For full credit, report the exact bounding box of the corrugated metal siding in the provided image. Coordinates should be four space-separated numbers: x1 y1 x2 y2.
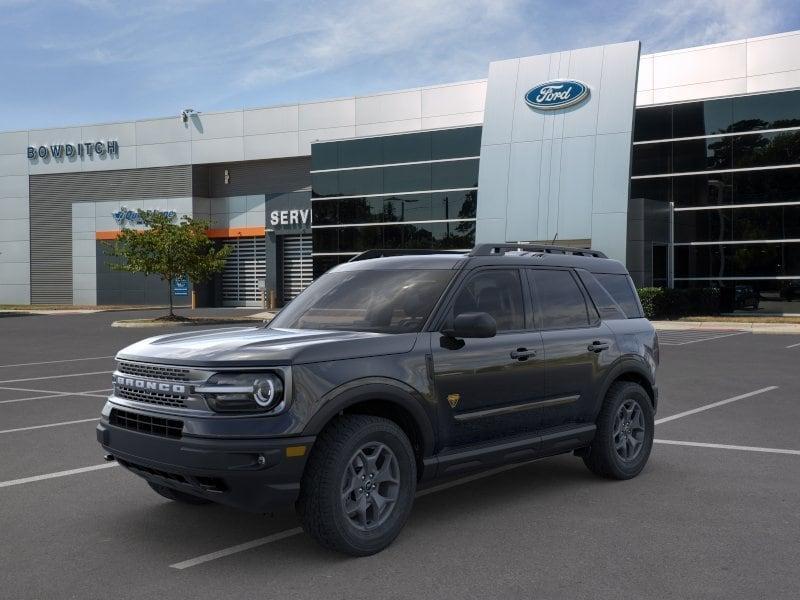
281 234 312 302
28 165 192 304
29 192 72 304
207 158 311 197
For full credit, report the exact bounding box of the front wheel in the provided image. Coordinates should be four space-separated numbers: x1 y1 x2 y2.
582 382 654 480
297 415 417 556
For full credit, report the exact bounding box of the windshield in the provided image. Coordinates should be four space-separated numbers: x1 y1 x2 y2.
269 269 454 333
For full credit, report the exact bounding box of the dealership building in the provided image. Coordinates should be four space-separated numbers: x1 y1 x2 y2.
2 29 800 310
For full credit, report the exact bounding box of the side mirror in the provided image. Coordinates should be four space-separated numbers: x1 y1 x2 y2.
442 312 497 339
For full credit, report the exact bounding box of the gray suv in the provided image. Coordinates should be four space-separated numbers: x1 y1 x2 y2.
97 243 658 556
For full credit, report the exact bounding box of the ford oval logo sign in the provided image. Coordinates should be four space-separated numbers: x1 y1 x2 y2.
524 80 589 110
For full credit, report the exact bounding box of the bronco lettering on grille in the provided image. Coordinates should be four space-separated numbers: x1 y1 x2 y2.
114 375 186 394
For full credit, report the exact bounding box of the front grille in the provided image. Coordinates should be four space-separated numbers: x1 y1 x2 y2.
109 408 183 439
117 361 191 382
115 386 187 408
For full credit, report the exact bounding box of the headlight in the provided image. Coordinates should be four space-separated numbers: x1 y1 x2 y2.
196 372 284 413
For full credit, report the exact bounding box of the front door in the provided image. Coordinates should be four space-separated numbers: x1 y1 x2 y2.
431 268 545 448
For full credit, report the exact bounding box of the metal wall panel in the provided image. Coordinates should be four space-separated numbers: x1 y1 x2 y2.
29 165 192 304
477 41 640 264
96 241 174 306
206 157 310 197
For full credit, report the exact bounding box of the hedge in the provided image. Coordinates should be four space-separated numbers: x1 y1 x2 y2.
636 287 720 320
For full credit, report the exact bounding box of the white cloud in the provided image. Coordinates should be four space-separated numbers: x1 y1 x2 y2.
2 0 797 130
235 0 526 89
614 0 783 52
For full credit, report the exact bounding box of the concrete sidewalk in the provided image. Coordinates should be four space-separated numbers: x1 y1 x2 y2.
653 320 800 334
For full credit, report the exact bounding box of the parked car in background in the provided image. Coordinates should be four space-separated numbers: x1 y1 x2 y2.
735 284 760 310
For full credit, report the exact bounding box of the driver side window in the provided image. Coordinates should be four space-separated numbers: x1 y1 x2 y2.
451 269 525 332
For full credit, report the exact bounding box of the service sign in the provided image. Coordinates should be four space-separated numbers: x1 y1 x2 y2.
269 209 311 227
524 80 589 110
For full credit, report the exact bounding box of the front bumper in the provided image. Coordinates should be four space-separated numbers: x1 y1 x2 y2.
97 415 314 513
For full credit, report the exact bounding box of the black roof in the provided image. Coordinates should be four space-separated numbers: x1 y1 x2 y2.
336 245 629 275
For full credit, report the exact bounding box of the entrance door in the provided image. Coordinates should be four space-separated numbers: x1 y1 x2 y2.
282 234 313 303
431 268 546 448
221 236 266 307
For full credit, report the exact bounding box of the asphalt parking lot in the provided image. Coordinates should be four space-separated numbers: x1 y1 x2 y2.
1 311 799 599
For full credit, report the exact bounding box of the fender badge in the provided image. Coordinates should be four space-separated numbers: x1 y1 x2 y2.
447 393 460 408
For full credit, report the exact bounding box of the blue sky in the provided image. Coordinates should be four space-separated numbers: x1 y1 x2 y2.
2 0 799 131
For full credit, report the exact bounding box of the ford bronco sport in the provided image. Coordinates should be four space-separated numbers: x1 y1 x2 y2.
97 243 658 556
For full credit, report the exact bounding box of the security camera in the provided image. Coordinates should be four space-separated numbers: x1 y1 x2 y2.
180 108 195 123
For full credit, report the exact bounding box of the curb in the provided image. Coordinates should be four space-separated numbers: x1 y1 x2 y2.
653 320 800 334
111 318 267 328
0 305 192 315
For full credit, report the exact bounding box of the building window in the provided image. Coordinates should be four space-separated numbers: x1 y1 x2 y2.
630 89 800 294
311 126 481 275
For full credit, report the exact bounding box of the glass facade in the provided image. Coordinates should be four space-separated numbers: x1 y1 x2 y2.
631 89 800 312
311 126 480 276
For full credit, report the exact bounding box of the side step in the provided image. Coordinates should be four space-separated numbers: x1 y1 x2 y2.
423 423 596 479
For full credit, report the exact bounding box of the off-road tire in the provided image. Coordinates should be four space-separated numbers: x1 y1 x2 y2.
148 482 212 505
297 415 417 556
582 381 654 480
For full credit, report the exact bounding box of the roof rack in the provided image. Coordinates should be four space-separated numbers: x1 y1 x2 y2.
348 249 469 262
468 243 607 259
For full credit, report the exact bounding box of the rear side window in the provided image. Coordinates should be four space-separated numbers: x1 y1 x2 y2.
528 269 590 329
577 270 627 320
594 273 643 318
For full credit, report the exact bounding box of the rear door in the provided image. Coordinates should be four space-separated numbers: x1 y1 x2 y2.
430 267 545 447
527 268 617 428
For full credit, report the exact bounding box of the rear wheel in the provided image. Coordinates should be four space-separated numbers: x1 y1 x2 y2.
148 482 212 505
582 382 654 480
297 415 417 556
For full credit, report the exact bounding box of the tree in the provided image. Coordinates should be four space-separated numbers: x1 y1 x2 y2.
106 210 231 319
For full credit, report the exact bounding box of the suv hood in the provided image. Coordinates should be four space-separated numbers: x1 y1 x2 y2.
116 326 418 367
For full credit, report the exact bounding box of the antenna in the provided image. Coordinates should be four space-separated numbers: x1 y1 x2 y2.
551 232 558 245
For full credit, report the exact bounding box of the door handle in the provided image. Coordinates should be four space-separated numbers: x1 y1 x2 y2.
587 341 610 353
510 348 536 361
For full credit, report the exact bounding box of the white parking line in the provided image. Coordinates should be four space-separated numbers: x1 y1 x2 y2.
0 463 118 488
655 439 800 456
170 528 305 570
170 459 539 570
0 417 98 435
657 330 747 346
0 389 111 405
655 386 778 425
0 371 112 384
786 342 800 349
0 355 115 368
0 392 62 404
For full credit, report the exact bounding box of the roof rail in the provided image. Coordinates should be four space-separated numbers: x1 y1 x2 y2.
468 243 608 259
348 249 469 262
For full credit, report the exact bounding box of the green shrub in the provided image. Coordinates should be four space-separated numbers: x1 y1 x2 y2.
637 287 662 320
635 286 720 320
